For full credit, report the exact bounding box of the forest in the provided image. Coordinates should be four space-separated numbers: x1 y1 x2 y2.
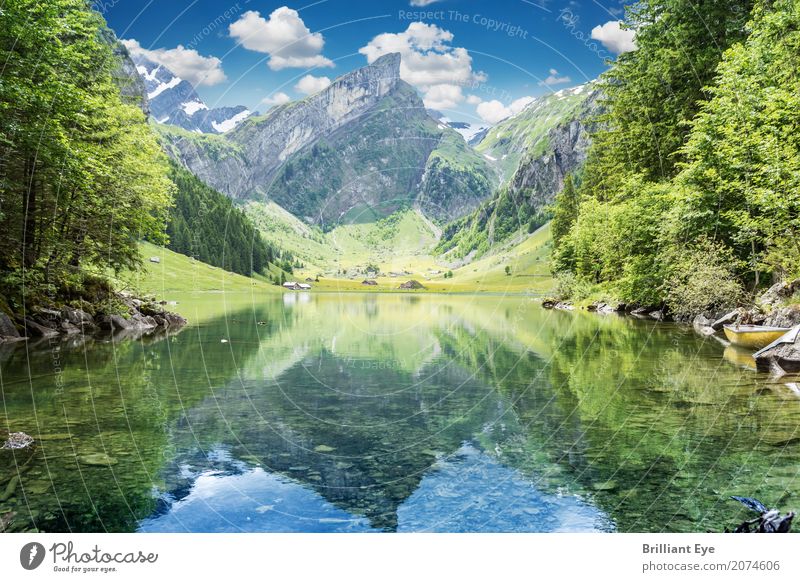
0 0 275 313
0 0 174 310
165 162 274 277
551 0 800 317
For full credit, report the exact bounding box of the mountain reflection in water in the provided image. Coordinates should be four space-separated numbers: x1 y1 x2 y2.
1 294 799 533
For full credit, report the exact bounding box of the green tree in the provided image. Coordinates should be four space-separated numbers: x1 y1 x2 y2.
0 0 173 304
581 0 755 199
164 162 275 277
550 175 579 249
672 0 800 286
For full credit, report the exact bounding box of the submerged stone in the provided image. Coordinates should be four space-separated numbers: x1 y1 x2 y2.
592 480 618 492
78 453 118 467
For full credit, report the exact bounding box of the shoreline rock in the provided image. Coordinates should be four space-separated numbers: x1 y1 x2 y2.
0 293 187 343
542 298 574 311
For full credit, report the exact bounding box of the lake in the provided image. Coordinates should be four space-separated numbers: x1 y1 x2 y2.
1 293 799 533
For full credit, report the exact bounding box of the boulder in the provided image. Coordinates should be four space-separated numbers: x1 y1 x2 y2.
163 312 187 328
754 326 800 375
629 306 655 316
60 307 93 326
23 318 59 338
35 307 61 319
60 321 81 335
711 310 739 331
128 312 157 329
588 302 620 315
98 314 132 331
764 305 800 328
757 279 800 309
543 301 575 311
692 314 717 336
0 313 20 340
1 432 34 450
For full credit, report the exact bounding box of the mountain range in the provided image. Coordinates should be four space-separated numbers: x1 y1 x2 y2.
124 47 599 265
152 53 497 227
131 53 252 134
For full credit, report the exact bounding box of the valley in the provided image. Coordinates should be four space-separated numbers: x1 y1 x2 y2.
132 50 597 297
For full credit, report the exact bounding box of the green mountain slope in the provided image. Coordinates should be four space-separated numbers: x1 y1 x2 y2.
118 242 280 296
475 85 595 182
165 162 275 277
436 85 600 261
155 54 495 228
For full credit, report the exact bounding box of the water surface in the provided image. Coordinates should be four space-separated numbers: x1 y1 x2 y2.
1 293 798 533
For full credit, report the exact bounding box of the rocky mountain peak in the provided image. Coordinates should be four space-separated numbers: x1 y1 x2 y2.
129 53 251 134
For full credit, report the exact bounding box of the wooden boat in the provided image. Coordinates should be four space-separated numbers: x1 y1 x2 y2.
723 325 792 349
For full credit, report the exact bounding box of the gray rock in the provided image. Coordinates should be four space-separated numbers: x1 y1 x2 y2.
692 314 717 336
693 314 713 328
36 307 61 319
629 306 655 317
757 279 800 309
98 314 132 331
23 318 59 338
164 312 187 327
61 307 93 326
764 306 800 328
0 313 20 339
711 310 739 331
2 431 34 450
509 89 601 209
754 326 800 375
60 321 81 335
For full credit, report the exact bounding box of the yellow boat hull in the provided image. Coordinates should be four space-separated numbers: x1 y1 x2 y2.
723 325 791 349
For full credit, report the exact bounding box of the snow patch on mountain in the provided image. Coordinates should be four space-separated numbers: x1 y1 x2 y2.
147 77 182 100
182 100 209 116
212 109 252 133
441 118 488 144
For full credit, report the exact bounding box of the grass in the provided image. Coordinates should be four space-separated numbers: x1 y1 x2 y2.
118 212 554 313
116 241 280 298
311 223 555 295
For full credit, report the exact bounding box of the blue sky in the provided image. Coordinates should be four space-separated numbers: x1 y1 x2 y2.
102 0 633 123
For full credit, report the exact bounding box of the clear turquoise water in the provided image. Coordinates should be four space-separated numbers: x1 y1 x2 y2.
1 294 798 532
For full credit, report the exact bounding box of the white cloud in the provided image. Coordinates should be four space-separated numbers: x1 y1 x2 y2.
229 7 334 70
466 94 483 105
476 96 534 124
359 22 486 111
423 84 463 110
539 68 572 86
121 39 226 86
591 20 636 54
294 74 332 95
261 92 292 107
410 0 442 5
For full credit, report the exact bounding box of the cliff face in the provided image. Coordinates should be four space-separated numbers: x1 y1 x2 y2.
509 89 601 205
435 87 601 261
158 53 495 227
